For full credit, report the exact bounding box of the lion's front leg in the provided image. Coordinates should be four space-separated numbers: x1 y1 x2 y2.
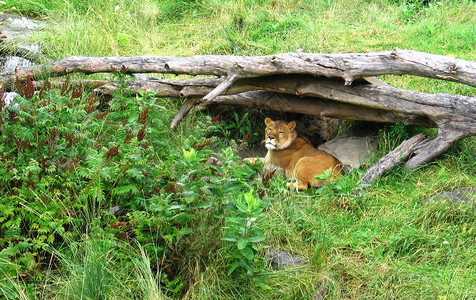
286 174 309 191
243 157 264 165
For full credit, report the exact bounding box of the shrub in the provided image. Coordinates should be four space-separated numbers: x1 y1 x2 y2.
0 74 268 297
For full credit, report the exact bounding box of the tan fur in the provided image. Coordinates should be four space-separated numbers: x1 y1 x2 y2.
263 118 342 190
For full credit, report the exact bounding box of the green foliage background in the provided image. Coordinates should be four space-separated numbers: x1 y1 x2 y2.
0 0 475 299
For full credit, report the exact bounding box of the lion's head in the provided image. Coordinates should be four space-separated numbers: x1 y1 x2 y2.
264 118 298 150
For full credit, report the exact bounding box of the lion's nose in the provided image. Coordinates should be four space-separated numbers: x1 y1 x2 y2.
268 136 275 140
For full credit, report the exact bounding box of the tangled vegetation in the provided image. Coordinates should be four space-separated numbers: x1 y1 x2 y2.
0 0 475 299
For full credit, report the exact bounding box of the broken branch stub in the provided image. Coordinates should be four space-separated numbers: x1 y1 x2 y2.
360 133 430 184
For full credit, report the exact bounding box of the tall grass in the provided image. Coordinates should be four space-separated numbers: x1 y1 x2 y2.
36 236 171 299
8 0 474 59
7 0 473 95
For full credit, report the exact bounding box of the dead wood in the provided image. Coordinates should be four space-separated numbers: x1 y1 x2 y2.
8 49 474 86
3 49 475 183
195 90 432 127
360 133 430 184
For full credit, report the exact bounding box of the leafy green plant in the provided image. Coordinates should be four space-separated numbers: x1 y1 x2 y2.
212 111 260 146
0 73 176 295
222 189 267 277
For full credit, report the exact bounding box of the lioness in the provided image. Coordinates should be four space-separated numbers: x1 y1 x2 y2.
260 118 342 190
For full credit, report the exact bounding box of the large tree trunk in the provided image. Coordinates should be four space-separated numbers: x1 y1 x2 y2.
2 49 475 183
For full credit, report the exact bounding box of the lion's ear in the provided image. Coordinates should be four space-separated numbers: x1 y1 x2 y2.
288 121 296 131
264 118 273 126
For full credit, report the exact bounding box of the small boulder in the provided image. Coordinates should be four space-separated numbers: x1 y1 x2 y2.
422 187 475 205
7 16 41 31
267 250 305 270
318 133 377 170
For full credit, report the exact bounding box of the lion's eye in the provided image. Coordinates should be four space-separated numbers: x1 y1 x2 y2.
279 132 284 134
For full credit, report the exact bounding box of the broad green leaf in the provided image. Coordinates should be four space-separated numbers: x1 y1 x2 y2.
237 238 248 250
240 246 254 261
222 237 238 242
248 235 265 243
227 262 240 276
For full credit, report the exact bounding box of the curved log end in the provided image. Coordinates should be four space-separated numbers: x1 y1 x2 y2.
405 130 467 169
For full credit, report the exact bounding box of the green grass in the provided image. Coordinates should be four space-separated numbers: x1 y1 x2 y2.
1 0 475 299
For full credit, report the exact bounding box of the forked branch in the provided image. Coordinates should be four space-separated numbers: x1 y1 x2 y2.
3 49 475 181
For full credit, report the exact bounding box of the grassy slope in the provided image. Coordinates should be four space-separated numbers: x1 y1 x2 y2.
2 0 475 299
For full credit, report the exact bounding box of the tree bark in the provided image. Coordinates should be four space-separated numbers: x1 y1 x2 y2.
360 133 430 184
195 90 432 127
8 49 474 86
3 49 475 183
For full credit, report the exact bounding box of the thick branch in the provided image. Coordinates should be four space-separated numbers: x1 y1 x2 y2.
196 90 428 125
360 133 430 184
202 73 239 102
405 130 466 168
6 49 476 88
170 97 200 129
98 75 472 128
96 75 474 129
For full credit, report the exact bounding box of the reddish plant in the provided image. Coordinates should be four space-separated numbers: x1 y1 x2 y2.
38 77 52 100
94 111 109 119
0 90 5 109
261 169 277 187
258 190 266 199
123 129 133 144
138 106 149 124
242 132 250 143
70 83 83 100
141 141 150 150
16 75 35 99
60 75 71 96
137 125 146 141
106 144 120 160
65 133 75 148
210 114 221 123
192 139 212 151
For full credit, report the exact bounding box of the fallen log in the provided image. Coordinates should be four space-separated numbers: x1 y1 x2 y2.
8 49 474 86
2 49 474 184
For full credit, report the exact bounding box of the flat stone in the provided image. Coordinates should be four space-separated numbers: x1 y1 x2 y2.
2 92 18 106
6 16 41 31
318 133 377 169
422 187 475 205
1 56 33 73
267 250 305 270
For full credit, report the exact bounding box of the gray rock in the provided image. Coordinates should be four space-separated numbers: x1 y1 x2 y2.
314 279 328 300
422 187 475 205
1 55 33 73
105 205 129 216
105 205 121 216
267 250 305 270
7 16 41 30
0 13 45 72
318 133 377 170
2 92 18 106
